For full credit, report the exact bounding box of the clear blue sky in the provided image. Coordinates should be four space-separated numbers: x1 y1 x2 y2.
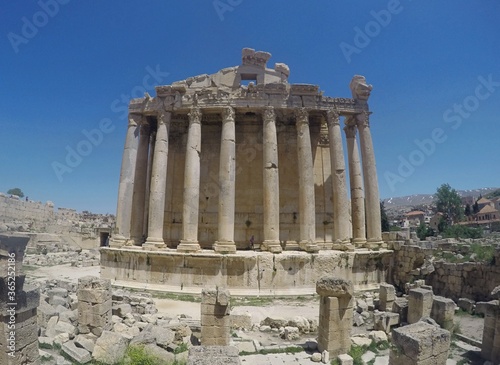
1 1 499 213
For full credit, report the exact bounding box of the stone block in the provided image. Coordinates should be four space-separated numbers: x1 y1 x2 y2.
187 346 241 365
457 298 475 314
316 277 354 298
373 311 399 334
394 297 409 323
229 313 252 330
62 340 92 364
390 322 450 365
431 296 455 331
408 288 433 324
92 331 130 365
338 353 353 365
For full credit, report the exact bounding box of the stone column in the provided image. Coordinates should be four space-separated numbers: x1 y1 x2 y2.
344 122 366 246
77 276 112 337
145 110 171 248
178 107 202 252
407 288 433 324
481 301 499 362
129 121 150 245
390 322 450 365
326 109 353 251
316 277 354 358
357 112 383 248
295 108 318 252
262 106 282 253
200 288 231 346
143 131 156 237
111 113 140 247
0 234 40 365
214 107 237 254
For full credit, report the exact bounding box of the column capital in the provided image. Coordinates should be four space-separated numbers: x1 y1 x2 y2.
356 111 371 129
344 124 357 139
188 107 202 124
128 113 143 127
222 106 235 122
326 109 340 127
157 110 172 125
294 108 309 125
263 106 276 123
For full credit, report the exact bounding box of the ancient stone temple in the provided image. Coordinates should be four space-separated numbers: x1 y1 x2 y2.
102 48 389 294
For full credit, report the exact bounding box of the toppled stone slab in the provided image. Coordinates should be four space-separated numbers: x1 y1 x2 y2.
187 346 241 365
316 277 354 297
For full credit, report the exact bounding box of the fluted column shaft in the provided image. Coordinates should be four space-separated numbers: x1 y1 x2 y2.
130 121 150 245
326 110 353 250
145 111 171 247
262 107 282 253
344 123 366 246
178 107 202 252
111 113 140 247
357 112 383 246
295 108 318 252
214 107 236 253
143 131 156 236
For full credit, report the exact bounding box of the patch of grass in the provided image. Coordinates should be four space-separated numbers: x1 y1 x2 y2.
173 342 189 354
23 265 39 272
453 320 462 335
349 345 367 365
149 292 200 303
367 340 390 354
330 359 340 365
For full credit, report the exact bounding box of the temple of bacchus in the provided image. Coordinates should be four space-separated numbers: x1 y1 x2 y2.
101 48 390 294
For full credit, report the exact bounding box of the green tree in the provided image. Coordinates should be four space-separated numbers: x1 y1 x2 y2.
7 188 24 198
473 200 480 214
380 201 390 232
464 204 471 216
416 222 435 240
435 184 464 225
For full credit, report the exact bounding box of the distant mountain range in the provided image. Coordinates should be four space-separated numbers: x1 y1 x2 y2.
383 187 499 208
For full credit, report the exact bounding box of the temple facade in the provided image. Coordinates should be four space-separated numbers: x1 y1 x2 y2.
110 48 384 254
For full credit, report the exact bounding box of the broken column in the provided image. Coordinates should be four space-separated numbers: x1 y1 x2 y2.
201 287 231 346
431 296 455 331
77 276 112 336
407 288 433 324
0 234 40 365
390 322 450 365
316 277 354 358
379 283 395 312
481 286 500 363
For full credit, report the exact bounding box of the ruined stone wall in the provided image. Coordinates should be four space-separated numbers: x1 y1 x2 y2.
0 194 55 231
388 245 433 290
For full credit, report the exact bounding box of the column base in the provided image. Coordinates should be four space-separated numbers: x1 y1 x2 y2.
284 242 300 251
109 235 127 248
365 238 383 250
128 236 145 246
336 240 355 251
177 240 201 252
261 240 282 253
299 240 319 253
213 241 236 254
144 237 166 249
352 238 367 248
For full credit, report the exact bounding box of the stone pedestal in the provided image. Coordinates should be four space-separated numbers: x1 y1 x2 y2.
0 234 40 365
431 296 455 331
379 283 395 312
77 276 112 337
201 288 231 346
408 288 433 324
481 287 500 363
390 322 450 365
316 277 354 358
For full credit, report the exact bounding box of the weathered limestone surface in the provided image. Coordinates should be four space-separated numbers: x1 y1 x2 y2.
201 288 231 346
390 322 450 365
481 287 500 363
408 288 433 324
187 346 241 365
316 277 354 358
431 296 455 331
0 234 40 365
379 283 395 312
77 276 112 336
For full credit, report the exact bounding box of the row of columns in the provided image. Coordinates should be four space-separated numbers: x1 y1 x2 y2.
111 106 382 251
